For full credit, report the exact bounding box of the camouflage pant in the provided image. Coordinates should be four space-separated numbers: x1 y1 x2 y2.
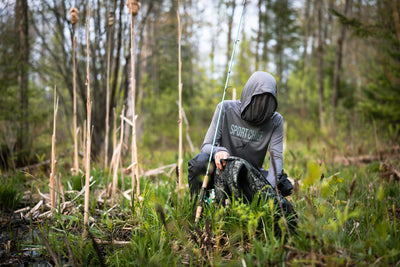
214 156 296 218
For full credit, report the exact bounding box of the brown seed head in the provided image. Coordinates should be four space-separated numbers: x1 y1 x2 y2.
126 0 140 16
108 11 114 27
69 7 79 26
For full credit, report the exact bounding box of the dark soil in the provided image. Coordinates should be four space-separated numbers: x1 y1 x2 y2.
0 208 53 266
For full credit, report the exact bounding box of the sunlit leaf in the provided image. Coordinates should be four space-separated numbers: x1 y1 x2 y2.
302 161 322 188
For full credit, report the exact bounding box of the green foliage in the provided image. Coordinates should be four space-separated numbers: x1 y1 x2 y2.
2 138 400 266
0 181 22 211
232 34 255 92
331 1 400 132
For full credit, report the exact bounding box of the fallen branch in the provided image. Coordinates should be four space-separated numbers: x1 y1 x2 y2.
143 163 177 177
124 163 176 178
71 178 95 203
14 206 30 214
17 160 51 172
38 210 53 219
94 239 131 245
38 188 50 202
25 200 43 220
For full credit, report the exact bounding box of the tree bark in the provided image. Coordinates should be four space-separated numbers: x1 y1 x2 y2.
255 0 262 70
317 0 325 129
15 0 30 165
332 0 351 109
110 0 124 113
392 0 400 44
225 0 236 79
303 0 311 69
262 0 271 70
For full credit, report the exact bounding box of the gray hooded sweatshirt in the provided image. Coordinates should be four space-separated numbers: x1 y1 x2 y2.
200 71 283 187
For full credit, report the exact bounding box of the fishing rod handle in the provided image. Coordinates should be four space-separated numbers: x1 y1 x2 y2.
194 174 209 223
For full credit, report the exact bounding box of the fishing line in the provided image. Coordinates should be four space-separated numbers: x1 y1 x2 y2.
195 0 247 224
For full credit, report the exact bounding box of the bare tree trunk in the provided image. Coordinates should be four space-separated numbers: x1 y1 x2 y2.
393 0 400 43
225 0 236 79
325 0 335 42
255 0 262 70
332 0 351 109
317 0 325 130
110 0 125 126
300 0 311 117
275 0 287 86
303 0 311 69
15 0 30 165
137 1 154 110
262 0 271 70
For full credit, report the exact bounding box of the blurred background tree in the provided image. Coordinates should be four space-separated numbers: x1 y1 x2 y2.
0 0 398 171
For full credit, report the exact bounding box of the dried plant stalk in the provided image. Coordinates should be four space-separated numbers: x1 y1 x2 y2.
113 107 117 152
126 0 140 15
82 120 86 169
72 36 79 175
83 0 92 237
127 1 140 200
57 162 64 204
177 1 183 191
69 7 79 26
181 106 195 154
70 7 79 175
108 11 114 27
104 12 114 170
50 87 59 209
112 106 125 204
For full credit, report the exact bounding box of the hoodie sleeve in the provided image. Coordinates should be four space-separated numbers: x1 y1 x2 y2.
265 115 284 188
200 103 229 157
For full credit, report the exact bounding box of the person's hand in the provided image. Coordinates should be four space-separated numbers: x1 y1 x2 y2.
214 151 229 170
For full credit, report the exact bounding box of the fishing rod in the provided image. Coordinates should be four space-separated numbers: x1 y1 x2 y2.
195 0 247 224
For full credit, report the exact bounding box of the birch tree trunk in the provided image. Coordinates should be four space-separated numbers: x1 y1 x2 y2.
225 0 236 79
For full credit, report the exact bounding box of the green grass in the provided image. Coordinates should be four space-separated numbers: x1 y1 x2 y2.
3 145 400 266
0 178 23 211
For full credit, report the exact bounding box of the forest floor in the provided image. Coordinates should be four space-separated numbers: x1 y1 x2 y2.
0 204 48 265
1 146 400 266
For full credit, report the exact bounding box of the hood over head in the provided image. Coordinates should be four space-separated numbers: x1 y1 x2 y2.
240 71 278 125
